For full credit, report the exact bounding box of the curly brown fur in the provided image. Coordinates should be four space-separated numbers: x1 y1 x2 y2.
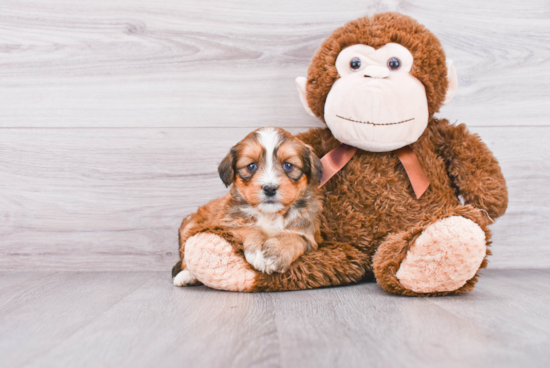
305 12 448 121
252 242 371 292
249 117 505 294
175 13 508 296
372 205 492 297
433 121 509 219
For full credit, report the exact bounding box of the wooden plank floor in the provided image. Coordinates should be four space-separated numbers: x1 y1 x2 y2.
1 269 549 368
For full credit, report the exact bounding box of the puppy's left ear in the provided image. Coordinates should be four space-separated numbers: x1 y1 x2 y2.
218 149 235 187
305 145 323 184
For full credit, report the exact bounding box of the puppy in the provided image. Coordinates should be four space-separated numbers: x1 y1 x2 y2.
173 127 323 287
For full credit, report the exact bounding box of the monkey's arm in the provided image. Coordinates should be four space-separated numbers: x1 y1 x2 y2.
253 242 371 291
183 227 372 292
432 119 508 220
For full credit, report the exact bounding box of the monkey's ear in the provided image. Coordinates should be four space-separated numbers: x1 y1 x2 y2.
218 150 235 187
443 60 458 105
295 77 316 117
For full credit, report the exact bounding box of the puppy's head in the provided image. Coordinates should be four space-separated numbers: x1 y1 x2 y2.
218 127 323 213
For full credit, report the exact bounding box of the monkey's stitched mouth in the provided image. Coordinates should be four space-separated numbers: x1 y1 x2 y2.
336 115 415 126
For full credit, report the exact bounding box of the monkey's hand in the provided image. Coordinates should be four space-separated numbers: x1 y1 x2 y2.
434 119 508 220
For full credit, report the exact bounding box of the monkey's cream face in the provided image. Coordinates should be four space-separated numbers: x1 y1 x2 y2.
324 43 429 152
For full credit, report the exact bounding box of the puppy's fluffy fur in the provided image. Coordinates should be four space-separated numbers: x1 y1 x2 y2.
174 127 323 286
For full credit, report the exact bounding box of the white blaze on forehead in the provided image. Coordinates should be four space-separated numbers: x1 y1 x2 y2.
256 127 281 186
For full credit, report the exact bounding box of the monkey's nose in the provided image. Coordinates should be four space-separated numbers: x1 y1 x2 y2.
363 65 390 79
263 185 278 197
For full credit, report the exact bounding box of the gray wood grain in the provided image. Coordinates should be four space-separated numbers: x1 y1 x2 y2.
0 127 547 271
0 272 151 368
0 0 548 128
0 272 47 294
22 277 280 368
0 1 548 270
271 269 550 368
0 269 548 368
479 127 550 268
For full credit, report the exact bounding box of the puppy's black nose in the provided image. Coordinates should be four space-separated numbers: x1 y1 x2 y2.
263 185 278 197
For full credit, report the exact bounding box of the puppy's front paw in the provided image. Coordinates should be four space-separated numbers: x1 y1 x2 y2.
244 249 271 274
173 269 200 287
244 238 292 274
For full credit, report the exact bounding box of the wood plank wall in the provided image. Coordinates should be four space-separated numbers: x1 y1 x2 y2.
1 0 548 271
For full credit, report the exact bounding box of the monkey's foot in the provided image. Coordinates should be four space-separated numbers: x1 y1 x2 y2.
395 216 486 293
374 214 488 295
184 233 257 292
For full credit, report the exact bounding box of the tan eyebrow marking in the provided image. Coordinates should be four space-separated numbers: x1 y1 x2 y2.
336 115 415 126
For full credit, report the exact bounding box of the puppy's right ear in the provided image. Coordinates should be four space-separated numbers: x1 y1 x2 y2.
218 149 235 187
306 145 323 184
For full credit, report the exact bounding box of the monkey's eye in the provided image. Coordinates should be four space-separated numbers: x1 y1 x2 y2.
387 57 401 70
246 163 258 172
350 57 361 71
282 162 294 172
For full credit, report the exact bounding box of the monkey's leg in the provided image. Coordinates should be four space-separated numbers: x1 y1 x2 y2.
373 206 491 296
184 230 371 292
184 229 256 292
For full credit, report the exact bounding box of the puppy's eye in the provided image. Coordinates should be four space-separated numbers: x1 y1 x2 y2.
282 162 294 172
246 163 258 172
350 57 361 71
387 57 401 70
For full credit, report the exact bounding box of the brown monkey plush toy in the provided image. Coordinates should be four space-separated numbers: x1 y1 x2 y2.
173 12 508 296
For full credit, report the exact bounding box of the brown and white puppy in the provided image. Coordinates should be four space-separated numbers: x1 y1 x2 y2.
174 127 323 286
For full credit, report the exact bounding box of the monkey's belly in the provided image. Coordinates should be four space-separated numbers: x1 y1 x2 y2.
319 160 460 259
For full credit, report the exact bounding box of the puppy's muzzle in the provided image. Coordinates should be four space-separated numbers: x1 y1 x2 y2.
263 185 278 197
